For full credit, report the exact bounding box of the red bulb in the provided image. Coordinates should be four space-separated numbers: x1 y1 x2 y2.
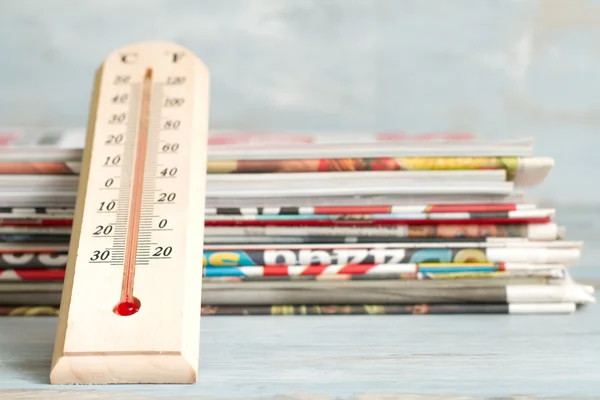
114 299 140 316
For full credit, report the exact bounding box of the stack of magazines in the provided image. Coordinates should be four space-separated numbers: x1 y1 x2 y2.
0 130 594 316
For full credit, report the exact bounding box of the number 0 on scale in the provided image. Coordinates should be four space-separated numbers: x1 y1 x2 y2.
50 42 209 384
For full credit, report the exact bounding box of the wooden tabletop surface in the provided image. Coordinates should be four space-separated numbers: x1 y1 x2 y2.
1 305 599 400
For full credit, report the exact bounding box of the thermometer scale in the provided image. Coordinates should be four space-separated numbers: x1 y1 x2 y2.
50 42 209 384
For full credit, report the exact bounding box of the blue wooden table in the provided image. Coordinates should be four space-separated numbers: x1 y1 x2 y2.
1 306 599 399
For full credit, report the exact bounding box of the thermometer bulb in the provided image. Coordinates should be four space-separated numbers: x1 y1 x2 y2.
114 297 141 316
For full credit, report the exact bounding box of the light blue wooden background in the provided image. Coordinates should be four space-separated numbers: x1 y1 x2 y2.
3 312 600 399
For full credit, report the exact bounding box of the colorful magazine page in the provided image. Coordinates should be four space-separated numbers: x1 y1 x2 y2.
207 156 553 188
204 240 584 250
206 193 527 208
201 247 579 265
0 155 553 189
0 193 77 208
203 215 552 226
203 222 564 241
0 170 508 191
205 139 536 159
0 181 514 204
0 175 78 188
207 181 515 198
208 169 509 183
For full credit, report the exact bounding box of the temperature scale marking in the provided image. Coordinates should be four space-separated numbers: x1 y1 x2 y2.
50 42 209 385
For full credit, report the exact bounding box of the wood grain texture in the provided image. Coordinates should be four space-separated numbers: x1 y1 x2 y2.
1 307 600 399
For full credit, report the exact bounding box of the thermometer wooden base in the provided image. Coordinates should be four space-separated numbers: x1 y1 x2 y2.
50 42 209 384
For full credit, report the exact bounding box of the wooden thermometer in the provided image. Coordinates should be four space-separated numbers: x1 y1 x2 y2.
50 42 209 384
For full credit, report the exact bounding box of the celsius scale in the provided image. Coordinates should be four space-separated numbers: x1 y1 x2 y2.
50 42 209 384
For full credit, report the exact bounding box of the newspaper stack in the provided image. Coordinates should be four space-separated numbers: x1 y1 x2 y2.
0 130 594 316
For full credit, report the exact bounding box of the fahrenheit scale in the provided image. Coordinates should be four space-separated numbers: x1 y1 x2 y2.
50 42 209 384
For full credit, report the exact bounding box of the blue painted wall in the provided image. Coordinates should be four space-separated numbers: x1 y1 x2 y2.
1 0 600 206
